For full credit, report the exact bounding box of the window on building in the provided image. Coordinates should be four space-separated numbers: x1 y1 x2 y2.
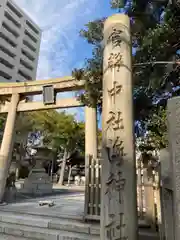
0 57 14 69
4 11 21 28
2 22 19 38
26 20 39 35
0 45 16 58
21 49 35 62
24 30 37 43
0 70 11 80
0 32 17 48
6 1 22 18
20 59 33 71
23 39 36 52
18 69 31 80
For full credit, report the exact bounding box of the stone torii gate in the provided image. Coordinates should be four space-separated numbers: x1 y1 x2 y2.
0 14 138 240
0 76 98 201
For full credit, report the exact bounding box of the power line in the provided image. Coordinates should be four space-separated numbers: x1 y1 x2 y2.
133 61 180 66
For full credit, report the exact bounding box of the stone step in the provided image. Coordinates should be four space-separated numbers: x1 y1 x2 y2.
0 211 159 240
0 221 100 240
139 230 160 240
0 211 99 239
0 234 31 240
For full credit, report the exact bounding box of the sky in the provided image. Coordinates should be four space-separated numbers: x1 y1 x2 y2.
15 0 115 122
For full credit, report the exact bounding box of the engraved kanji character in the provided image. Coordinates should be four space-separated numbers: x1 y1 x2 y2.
116 172 126 204
106 220 120 240
105 171 125 208
108 81 122 104
107 27 123 48
119 213 128 240
108 53 123 71
106 137 125 163
107 111 124 131
105 214 128 240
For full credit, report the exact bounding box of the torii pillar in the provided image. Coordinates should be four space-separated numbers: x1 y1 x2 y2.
101 14 138 240
85 106 98 159
0 94 20 202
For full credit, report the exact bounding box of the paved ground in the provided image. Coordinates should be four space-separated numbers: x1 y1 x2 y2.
1 187 85 220
0 186 160 239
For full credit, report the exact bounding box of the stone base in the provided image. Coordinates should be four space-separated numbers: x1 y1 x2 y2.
3 187 17 203
22 168 53 195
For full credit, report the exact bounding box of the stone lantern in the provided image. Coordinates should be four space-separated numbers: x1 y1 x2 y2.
22 146 53 196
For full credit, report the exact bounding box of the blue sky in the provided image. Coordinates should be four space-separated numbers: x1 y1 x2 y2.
16 0 115 122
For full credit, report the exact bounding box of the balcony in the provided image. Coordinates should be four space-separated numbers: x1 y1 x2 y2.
16 73 26 82
0 38 16 58
1 27 17 47
23 35 37 52
19 63 33 77
24 28 39 44
0 51 15 66
20 58 33 71
0 63 13 78
3 18 20 38
20 53 36 68
22 45 36 60
25 24 40 40
6 1 23 19
26 19 40 35
18 66 32 81
4 7 22 28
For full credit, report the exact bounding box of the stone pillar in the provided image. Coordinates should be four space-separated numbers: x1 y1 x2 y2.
154 171 163 238
0 94 20 202
167 96 180 240
101 14 138 240
160 148 174 240
85 106 97 159
137 159 143 217
84 106 98 216
143 169 156 229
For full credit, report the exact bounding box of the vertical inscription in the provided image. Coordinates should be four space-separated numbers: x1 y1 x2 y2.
102 15 136 240
105 25 127 239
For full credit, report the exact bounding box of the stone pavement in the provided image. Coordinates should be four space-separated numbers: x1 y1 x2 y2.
1 190 85 220
0 186 160 239
0 189 100 239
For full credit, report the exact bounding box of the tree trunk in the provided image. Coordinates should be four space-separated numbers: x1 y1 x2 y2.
67 165 72 186
58 149 68 185
15 166 20 180
51 150 57 182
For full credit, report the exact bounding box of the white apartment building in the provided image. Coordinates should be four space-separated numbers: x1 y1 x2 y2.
0 0 41 82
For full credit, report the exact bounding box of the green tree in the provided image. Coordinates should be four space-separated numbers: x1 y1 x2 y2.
27 110 85 155
73 0 180 150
